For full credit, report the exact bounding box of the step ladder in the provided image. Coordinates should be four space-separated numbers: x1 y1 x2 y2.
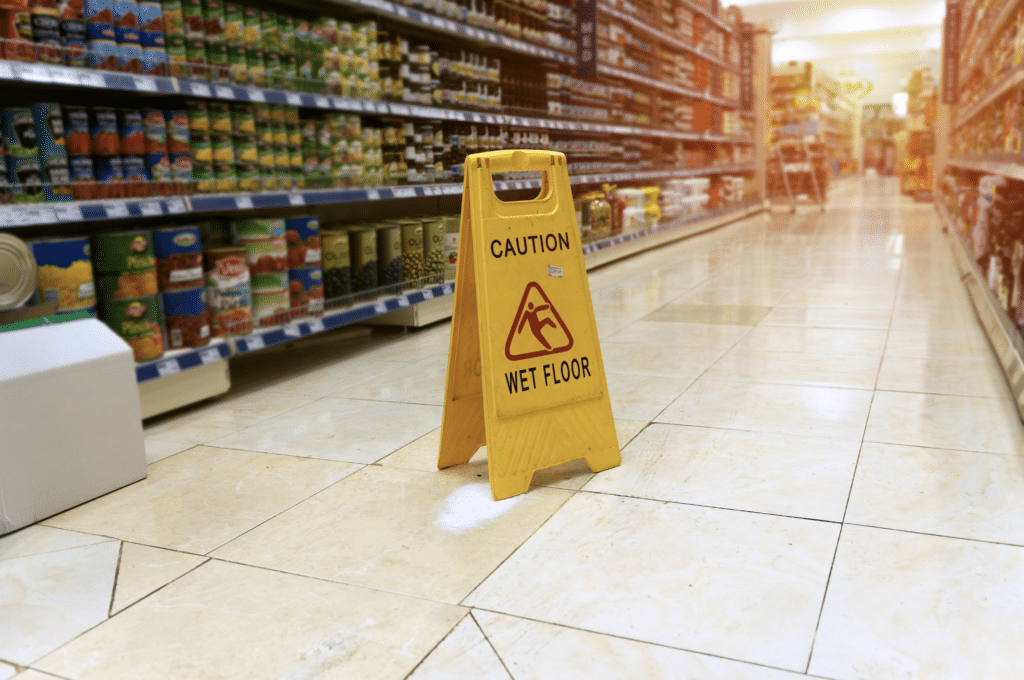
769 136 826 213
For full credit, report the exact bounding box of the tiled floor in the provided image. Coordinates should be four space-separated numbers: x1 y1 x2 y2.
4 176 1024 679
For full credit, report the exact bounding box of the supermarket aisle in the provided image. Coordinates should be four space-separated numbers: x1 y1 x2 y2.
5 176 1024 679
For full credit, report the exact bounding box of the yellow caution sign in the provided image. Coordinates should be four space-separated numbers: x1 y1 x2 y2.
438 150 620 500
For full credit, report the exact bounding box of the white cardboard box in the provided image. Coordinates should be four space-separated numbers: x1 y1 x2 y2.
0 318 146 535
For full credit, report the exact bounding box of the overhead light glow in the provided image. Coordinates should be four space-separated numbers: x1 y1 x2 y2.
772 40 820 63
892 92 909 116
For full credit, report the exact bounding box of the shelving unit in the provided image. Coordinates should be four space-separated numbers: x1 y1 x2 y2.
1 0 769 418
939 0 1024 421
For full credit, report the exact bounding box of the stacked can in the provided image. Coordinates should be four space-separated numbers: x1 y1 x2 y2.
91 230 164 361
0 135 11 203
260 9 280 88
223 1 243 84
112 0 142 72
293 19 321 92
119 108 153 197
398 219 423 282
278 13 296 89
285 216 322 318
203 0 227 83
232 218 287 327
422 217 444 279
204 245 250 335
181 0 204 80
31 0 64 65
376 222 401 287
253 103 276 190
84 0 117 71
349 226 377 292
161 0 185 76
137 0 166 75
154 225 210 348
242 6 262 86
185 99 214 191
2 108 44 203
31 103 72 202
230 102 259 191
64 105 96 200
321 228 350 300
57 0 88 68
165 108 193 193
30 236 97 315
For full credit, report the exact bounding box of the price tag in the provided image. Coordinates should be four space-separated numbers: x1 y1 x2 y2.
288 193 305 206
286 92 303 106
166 197 187 213
189 82 211 97
442 184 460 195
139 201 163 216
235 195 254 209
23 207 57 224
283 324 302 337
0 61 13 79
133 76 157 92
214 85 235 99
314 95 330 108
199 346 222 364
247 88 265 102
373 301 388 314
393 187 416 198
331 96 347 108
307 319 325 333
48 67 77 85
422 288 433 299
245 335 265 351
102 201 130 218
156 359 181 377
422 186 436 196
53 204 83 222
17 63 48 81
442 283 453 295
390 104 410 116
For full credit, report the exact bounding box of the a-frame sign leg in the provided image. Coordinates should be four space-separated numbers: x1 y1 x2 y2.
438 193 486 469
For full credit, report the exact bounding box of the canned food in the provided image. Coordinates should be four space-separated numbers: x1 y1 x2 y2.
86 23 118 70
200 220 231 247
321 229 350 299
165 109 190 154
211 133 234 163
193 161 214 192
235 162 259 191
97 294 163 361
7 156 45 200
137 0 162 31
30 103 66 155
232 218 282 241
84 0 113 24
349 227 376 292
90 229 155 273
185 100 210 133
90 107 119 155
284 215 320 267
30 236 96 310
142 45 169 78
69 155 98 200
144 153 171 193
63 105 91 155
161 0 183 36
250 287 286 327
93 154 125 198
39 154 73 202
240 237 286 274
422 217 444 277
117 39 142 73
121 154 150 197
287 265 323 318
230 102 254 134
249 270 286 291
95 269 158 298
161 285 210 348
3 108 38 157
223 1 242 44
170 154 193 192
203 0 224 39
377 224 401 286
166 34 187 76
204 246 251 336
181 0 202 37
213 162 236 191
0 233 36 310
209 102 231 133
190 133 212 162
141 108 167 153
111 0 137 29
234 134 257 163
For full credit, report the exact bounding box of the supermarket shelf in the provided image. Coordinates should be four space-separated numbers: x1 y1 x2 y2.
330 0 575 65
599 3 739 72
582 198 761 268
135 281 455 385
959 0 1021 81
0 168 754 229
937 202 1024 422
946 153 1024 181
682 0 735 34
598 62 738 106
954 65 1024 130
0 59 751 145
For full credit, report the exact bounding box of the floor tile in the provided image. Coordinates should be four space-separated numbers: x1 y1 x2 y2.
0 663 13 680
656 377 873 441
809 525 1024 680
876 353 1013 399
0 541 119 666
643 304 774 325
143 391 318 446
209 397 443 463
600 342 723 379
674 286 790 307
333 357 448 406
759 306 892 330
143 438 193 465
732 326 888 357
706 349 881 389
34 560 466 680
846 443 1024 546
111 543 207 614
43 446 358 554
7 670 55 680
473 610 807 680
0 525 115 562
407 615 510 680
211 466 573 603
379 419 647 491
465 493 840 671
884 328 994 359
603 371 693 421
604 319 751 349
267 357 409 398
865 391 1024 455
584 424 859 521
780 289 895 309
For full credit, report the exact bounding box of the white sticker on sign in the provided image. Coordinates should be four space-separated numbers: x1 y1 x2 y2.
102 202 129 218
235 195 254 209
156 359 181 377
373 301 387 314
422 288 433 299
283 324 301 337
288 193 305 206
547 265 563 278
199 346 222 364
245 335 265 350
286 92 303 106
307 319 325 333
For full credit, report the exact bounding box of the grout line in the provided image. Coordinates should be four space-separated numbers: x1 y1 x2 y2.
470 610 517 679
399 613 471 680
106 541 125 619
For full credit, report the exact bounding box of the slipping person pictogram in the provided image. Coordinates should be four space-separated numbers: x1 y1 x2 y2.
505 282 573 360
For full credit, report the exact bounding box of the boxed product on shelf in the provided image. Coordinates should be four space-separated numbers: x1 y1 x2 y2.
284 215 320 268
204 244 250 335
348 226 377 292
398 218 423 281
287 264 323 317
376 221 401 287
321 228 351 299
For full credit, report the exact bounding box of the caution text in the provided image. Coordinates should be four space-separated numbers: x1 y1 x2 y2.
505 356 592 394
491 232 571 259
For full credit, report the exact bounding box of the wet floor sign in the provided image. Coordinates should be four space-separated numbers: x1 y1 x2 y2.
438 150 620 500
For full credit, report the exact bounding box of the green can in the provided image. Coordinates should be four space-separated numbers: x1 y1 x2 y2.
212 133 235 163
376 224 401 286
260 10 279 52
263 52 281 89
209 102 232 133
272 122 287 146
167 36 188 77
90 231 156 274
228 44 247 84
349 227 377 292
281 54 297 88
190 133 212 163
287 124 301 147
234 134 258 163
233 218 283 241
279 15 295 55
224 1 243 45
98 294 164 362
275 143 290 169
289 147 303 169
193 162 215 192
258 141 275 169
214 162 237 192
236 162 261 191
255 121 273 144
250 271 287 291
231 103 255 134
422 218 444 277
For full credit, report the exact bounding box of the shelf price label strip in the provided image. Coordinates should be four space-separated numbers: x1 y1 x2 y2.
135 341 231 383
